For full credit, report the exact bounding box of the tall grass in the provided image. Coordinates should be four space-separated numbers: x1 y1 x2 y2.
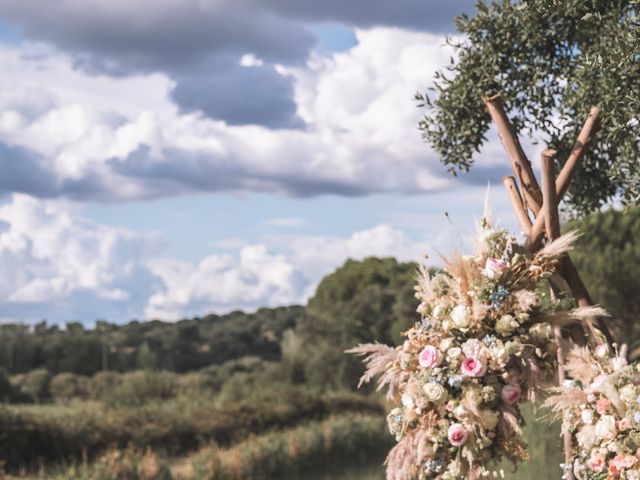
190 414 392 480
0 390 383 471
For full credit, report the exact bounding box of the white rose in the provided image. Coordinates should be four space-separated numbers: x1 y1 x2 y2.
423 383 447 404
495 314 518 335
581 409 594 425
450 305 470 328
594 415 617 440
576 425 597 449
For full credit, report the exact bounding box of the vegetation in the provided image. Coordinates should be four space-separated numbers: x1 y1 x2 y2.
568 206 640 350
418 0 640 213
0 208 637 478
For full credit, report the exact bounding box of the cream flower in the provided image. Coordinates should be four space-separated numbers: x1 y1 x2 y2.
594 415 617 441
450 305 470 328
576 425 597 450
495 314 518 335
423 382 447 404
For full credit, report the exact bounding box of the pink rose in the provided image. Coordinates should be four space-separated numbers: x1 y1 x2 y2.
483 258 507 279
618 418 632 431
417 302 427 315
611 455 637 470
588 454 606 472
501 384 521 405
448 423 468 446
596 399 611 415
461 356 486 377
419 346 442 368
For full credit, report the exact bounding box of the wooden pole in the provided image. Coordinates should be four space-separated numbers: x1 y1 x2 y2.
525 107 601 251
502 176 532 235
484 95 543 214
540 150 574 480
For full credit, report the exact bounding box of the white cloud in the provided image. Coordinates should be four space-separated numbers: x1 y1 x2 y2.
0 194 429 323
0 29 463 201
0 194 164 322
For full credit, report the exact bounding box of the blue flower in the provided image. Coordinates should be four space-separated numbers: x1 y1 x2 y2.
634 412 640 424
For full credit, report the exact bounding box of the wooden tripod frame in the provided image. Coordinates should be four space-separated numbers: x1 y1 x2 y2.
483 95 614 478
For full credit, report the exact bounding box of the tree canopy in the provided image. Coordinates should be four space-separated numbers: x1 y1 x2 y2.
418 0 639 214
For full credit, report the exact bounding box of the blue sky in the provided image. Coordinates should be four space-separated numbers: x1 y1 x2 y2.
0 0 532 325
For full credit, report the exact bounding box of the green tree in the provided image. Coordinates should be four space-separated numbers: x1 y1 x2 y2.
568 206 640 349
418 0 639 213
298 257 419 389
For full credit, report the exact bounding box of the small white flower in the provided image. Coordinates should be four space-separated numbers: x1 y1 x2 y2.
495 314 518 335
433 304 446 319
581 409 594 425
612 356 628 371
401 392 414 409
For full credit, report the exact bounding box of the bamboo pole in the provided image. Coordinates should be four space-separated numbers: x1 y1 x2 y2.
525 107 601 251
541 151 574 480
484 95 543 214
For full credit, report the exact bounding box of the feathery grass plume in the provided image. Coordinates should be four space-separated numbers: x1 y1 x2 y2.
565 346 602 384
513 289 540 312
385 432 419 480
443 252 478 305
543 387 589 413
346 344 400 392
538 306 610 329
414 263 432 302
536 229 580 259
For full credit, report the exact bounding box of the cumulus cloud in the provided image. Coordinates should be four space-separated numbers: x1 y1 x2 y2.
0 29 458 201
0 0 475 126
0 194 426 323
0 194 163 323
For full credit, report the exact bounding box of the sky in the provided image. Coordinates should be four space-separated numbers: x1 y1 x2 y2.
0 0 535 325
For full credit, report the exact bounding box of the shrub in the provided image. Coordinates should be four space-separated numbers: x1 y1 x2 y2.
103 371 178 408
88 371 122 401
50 373 89 402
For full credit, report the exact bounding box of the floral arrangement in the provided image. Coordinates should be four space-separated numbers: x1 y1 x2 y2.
349 216 604 480
545 345 640 479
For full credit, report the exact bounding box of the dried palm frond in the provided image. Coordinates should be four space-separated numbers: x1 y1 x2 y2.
345 343 400 394
536 230 580 259
565 346 601 384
